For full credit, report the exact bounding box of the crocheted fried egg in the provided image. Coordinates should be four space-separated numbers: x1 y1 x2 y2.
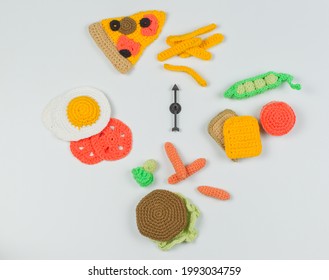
42 87 111 141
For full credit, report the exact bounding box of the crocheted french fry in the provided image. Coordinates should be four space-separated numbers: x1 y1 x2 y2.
164 64 207 87
166 23 217 44
157 38 202 61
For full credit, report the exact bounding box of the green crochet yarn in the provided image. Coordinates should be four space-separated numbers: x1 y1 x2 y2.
224 71 301 100
132 167 154 187
154 193 200 251
132 159 157 187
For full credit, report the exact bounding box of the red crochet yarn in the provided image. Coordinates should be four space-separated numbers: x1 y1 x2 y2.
260 101 296 136
70 137 103 165
90 118 132 160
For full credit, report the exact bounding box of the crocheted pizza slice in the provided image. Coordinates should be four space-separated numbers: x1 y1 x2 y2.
89 10 166 74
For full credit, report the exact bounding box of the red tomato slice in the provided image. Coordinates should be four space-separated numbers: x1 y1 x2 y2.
70 137 103 165
91 118 133 161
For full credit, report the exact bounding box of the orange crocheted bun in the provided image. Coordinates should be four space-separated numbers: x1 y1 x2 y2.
260 101 296 136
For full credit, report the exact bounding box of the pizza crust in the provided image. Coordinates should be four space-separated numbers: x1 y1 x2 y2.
89 22 133 74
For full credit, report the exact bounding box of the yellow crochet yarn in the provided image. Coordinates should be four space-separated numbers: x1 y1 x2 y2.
223 116 262 159
179 33 224 58
157 38 202 62
166 23 217 44
164 64 207 87
67 96 100 129
101 11 166 65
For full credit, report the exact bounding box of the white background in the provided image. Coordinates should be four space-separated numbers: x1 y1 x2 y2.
0 0 328 259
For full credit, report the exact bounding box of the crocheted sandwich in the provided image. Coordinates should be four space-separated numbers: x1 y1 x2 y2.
89 10 166 73
136 189 200 251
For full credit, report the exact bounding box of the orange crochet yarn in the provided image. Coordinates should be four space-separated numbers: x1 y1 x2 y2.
168 158 206 184
197 186 230 200
260 101 296 136
164 142 187 179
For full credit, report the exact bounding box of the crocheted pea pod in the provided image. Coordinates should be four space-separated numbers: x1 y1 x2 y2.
224 72 301 100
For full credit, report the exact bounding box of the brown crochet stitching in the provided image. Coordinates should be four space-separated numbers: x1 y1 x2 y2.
136 190 187 242
89 22 133 74
208 109 237 151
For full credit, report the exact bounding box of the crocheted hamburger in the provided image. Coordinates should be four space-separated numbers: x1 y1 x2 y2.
136 189 200 251
89 10 166 74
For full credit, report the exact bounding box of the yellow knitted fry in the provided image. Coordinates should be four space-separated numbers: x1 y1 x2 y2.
179 33 224 58
164 64 207 87
166 23 217 44
157 38 202 62
180 48 212 60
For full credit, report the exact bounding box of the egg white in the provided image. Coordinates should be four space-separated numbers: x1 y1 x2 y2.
42 87 111 141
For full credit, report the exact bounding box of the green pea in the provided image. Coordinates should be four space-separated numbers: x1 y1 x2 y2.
264 73 278 85
254 78 266 89
236 84 245 94
244 81 255 92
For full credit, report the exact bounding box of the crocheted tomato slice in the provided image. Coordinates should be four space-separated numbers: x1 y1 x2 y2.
260 101 296 136
70 137 103 165
91 118 132 161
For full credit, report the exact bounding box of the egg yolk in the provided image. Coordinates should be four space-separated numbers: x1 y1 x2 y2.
67 96 100 129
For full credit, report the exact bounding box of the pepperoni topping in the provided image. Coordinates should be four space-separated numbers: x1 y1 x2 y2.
140 14 159 36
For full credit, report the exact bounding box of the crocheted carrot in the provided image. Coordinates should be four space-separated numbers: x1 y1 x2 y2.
197 186 230 200
164 142 187 179
168 158 206 184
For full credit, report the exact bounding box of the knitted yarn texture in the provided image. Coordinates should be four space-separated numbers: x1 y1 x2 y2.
89 11 166 73
90 118 132 161
224 72 301 99
132 159 157 187
70 118 133 164
260 101 296 136
155 193 200 251
42 87 111 141
197 186 230 201
208 109 238 152
223 116 262 160
136 190 200 251
136 190 188 242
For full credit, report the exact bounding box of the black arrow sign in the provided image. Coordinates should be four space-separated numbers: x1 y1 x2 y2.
170 84 181 132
